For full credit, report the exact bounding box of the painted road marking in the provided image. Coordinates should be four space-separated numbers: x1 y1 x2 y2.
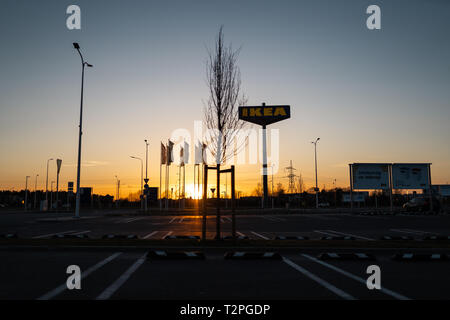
390 229 424 235
70 230 91 236
169 217 176 224
237 231 246 237
96 252 148 300
326 230 374 241
282 257 356 300
33 230 78 239
37 252 122 300
401 228 438 235
142 231 159 239
224 217 232 222
251 231 269 240
162 231 173 239
302 254 410 300
179 218 184 223
314 230 340 237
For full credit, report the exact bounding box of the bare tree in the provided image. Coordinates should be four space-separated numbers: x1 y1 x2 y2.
204 26 247 164
203 26 247 239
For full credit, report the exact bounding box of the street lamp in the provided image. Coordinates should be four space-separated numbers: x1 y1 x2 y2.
130 156 144 209
73 42 93 218
45 158 53 207
311 137 320 208
34 174 39 210
50 181 55 210
24 176 30 211
144 139 149 212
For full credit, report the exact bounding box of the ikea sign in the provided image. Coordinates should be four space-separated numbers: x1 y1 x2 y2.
239 105 290 126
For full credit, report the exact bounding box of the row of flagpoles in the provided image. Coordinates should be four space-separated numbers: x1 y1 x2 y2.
159 140 207 210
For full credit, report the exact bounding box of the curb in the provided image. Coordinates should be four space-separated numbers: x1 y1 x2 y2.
147 250 205 260
320 236 355 240
423 236 450 241
392 253 448 261
275 236 309 240
381 236 414 241
0 234 18 239
164 235 200 240
52 234 89 239
224 251 282 260
102 234 139 239
223 236 249 240
318 252 376 260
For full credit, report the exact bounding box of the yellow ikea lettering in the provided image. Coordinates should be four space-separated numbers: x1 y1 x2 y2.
274 107 287 116
250 108 262 116
242 108 248 116
263 108 273 116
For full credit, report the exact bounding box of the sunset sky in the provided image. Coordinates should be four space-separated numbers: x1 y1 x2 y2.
1 0 449 197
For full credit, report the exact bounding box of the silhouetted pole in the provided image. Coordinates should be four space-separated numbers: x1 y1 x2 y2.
130 156 143 210
216 164 221 239
144 139 149 212
312 138 320 208
45 158 53 208
24 176 30 211
231 165 236 239
34 174 39 209
202 165 208 241
73 43 93 218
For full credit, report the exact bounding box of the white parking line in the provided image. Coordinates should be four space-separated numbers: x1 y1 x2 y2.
168 217 176 224
397 228 438 235
179 218 184 223
37 252 122 300
282 257 356 300
302 254 410 300
162 231 173 239
70 230 91 236
32 230 78 239
390 229 422 235
314 230 340 237
326 230 374 241
237 231 246 237
142 231 159 239
224 217 232 222
96 252 147 300
251 231 269 240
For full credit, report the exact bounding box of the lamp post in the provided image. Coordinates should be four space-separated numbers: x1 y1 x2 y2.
45 158 53 208
144 139 149 212
130 156 144 210
50 181 55 210
24 176 30 211
115 175 120 208
73 42 93 218
311 137 320 209
34 174 39 210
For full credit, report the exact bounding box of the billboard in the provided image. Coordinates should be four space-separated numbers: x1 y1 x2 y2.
342 192 368 202
392 163 429 189
239 105 290 126
351 163 390 190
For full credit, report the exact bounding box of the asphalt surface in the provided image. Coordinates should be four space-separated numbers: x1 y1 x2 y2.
0 210 449 300
1 210 449 240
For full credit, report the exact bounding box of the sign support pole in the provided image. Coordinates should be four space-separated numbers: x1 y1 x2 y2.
262 123 268 209
349 164 353 212
428 164 433 213
389 164 393 213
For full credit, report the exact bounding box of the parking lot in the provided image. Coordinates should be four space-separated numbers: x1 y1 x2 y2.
0 210 449 300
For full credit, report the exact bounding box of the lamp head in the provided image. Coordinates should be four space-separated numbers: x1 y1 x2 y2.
73 43 80 49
